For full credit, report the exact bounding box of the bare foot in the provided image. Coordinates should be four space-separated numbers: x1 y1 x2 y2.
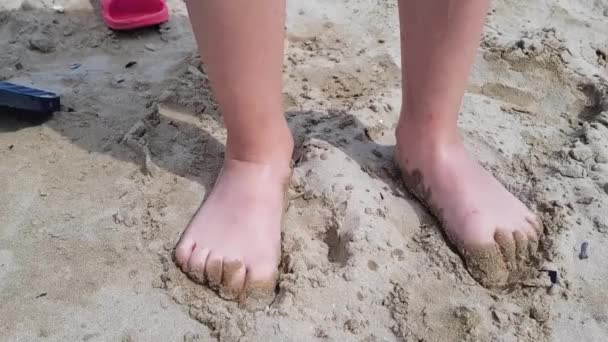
395 132 543 287
175 159 291 303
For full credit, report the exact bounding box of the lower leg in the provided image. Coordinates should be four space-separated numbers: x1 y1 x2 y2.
397 0 487 140
189 0 293 166
175 0 290 304
396 0 542 286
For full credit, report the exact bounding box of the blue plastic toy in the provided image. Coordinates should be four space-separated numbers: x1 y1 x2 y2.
0 81 61 114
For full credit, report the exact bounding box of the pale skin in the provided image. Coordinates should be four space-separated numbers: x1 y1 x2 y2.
175 0 543 299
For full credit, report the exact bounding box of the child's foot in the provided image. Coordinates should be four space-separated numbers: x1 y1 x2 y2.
395 130 542 287
174 159 291 302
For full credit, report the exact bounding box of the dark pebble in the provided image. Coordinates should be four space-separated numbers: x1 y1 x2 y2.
579 242 589 260
545 270 559 284
125 61 137 68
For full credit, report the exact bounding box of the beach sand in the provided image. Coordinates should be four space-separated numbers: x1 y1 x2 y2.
1 0 607 340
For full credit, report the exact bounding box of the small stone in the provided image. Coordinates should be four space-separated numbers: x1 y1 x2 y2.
113 74 126 84
369 104 379 112
367 260 378 271
372 149 383 158
579 242 589 259
53 5 65 13
364 207 373 215
345 184 354 191
29 37 55 53
603 183 608 194
145 43 159 51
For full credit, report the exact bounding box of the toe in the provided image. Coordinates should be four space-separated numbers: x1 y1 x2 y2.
175 238 195 272
220 258 246 300
187 247 210 284
526 214 543 238
513 230 529 265
526 230 539 259
243 261 278 304
523 217 541 261
205 252 224 290
461 243 509 287
494 230 516 271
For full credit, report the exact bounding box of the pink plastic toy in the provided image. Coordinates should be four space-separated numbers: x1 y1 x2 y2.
100 0 169 30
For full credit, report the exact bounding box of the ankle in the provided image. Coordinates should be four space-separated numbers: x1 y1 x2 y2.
225 126 294 169
395 116 460 149
222 158 293 184
395 121 464 167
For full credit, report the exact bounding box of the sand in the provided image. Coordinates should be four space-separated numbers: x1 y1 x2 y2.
1 0 607 341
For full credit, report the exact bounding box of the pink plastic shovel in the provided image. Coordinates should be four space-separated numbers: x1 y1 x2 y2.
100 0 169 30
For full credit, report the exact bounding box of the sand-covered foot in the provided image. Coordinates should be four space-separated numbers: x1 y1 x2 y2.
395 134 543 287
175 159 291 305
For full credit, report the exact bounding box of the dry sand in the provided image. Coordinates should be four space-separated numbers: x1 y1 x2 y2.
1 0 608 341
